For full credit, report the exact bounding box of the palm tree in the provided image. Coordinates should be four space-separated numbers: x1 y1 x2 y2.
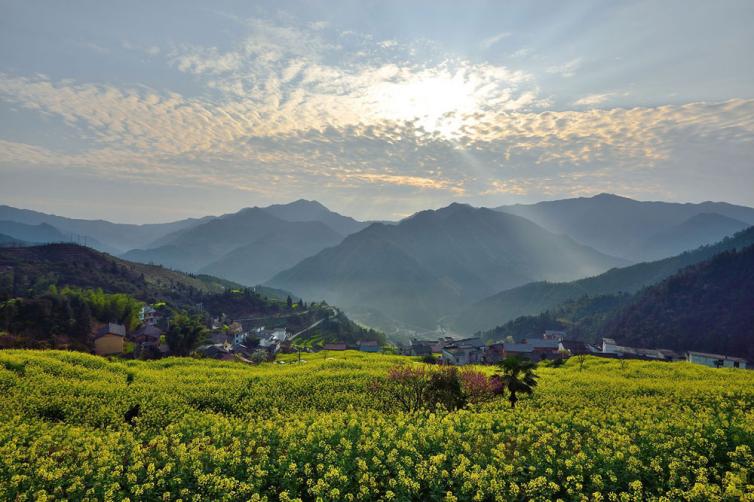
496 356 539 409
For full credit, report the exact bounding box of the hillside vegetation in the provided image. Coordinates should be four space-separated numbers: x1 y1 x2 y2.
481 244 754 360
453 225 754 334
480 293 633 344
601 245 754 360
0 351 752 500
0 244 382 350
0 244 233 304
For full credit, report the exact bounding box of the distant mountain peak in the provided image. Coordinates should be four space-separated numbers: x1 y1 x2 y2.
262 200 367 237
266 199 330 212
496 194 754 261
591 192 630 200
269 201 625 331
403 202 475 222
446 201 473 209
289 198 327 208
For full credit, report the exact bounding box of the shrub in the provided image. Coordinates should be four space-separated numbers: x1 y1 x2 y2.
421 354 437 364
458 368 501 404
375 365 500 412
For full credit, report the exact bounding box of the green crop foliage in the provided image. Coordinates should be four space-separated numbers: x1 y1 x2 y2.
0 350 752 500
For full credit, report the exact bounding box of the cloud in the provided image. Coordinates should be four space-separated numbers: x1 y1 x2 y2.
510 48 533 58
344 173 464 194
2 18 754 216
546 58 583 78
574 93 615 106
480 32 511 50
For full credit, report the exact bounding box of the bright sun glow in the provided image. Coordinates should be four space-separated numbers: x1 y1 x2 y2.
368 70 482 137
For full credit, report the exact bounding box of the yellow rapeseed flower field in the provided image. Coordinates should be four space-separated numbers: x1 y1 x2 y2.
0 350 752 501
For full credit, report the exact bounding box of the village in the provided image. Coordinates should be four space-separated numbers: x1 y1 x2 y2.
92 306 749 370
404 331 748 369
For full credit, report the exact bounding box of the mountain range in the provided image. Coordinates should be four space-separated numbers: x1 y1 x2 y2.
268 203 627 329
451 225 754 333
478 240 754 360
122 203 354 285
0 221 69 245
1 194 752 337
496 193 754 261
0 205 211 253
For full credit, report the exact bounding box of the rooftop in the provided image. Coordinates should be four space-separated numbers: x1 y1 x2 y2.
687 351 748 362
95 323 126 338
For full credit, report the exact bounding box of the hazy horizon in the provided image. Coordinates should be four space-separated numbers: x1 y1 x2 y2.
2 0 754 223
5 192 754 226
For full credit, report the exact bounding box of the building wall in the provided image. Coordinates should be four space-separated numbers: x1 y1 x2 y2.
688 353 747 369
95 334 124 355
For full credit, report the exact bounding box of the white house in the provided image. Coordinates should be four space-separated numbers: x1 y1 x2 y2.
687 351 747 369
441 338 486 365
442 346 484 365
139 306 160 326
602 337 620 354
543 330 566 341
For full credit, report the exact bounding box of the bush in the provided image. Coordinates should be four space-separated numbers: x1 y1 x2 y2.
459 368 502 404
421 354 437 364
375 364 500 412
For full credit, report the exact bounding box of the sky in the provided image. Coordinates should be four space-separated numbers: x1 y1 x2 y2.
1 0 753 223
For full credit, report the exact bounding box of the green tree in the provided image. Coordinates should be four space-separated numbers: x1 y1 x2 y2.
496 356 539 409
166 315 208 356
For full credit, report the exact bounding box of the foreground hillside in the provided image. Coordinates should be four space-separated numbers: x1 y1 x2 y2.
1 350 752 500
0 243 235 304
0 244 381 351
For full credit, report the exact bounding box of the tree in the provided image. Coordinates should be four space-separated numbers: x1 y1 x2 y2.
496 356 539 409
72 298 92 343
374 365 478 413
166 315 208 356
286 295 293 309
576 353 587 371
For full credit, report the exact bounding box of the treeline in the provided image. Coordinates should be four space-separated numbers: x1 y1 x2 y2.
0 286 142 350
480 245 754 361
201 288 289 318
480 293 631 344
602 246 754 360
0 244 217 308
311 309 386 346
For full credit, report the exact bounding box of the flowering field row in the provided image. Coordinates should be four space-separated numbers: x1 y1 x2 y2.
0 350 752 500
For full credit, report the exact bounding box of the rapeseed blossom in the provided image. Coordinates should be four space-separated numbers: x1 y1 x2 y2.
0 350 752 500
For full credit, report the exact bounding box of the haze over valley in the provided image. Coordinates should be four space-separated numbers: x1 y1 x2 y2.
2 193 753 346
